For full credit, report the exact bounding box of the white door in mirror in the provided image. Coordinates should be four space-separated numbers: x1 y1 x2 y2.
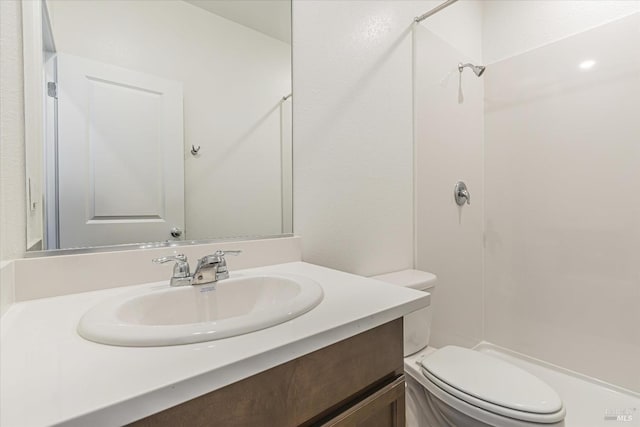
77 274 324 346
57 53 185 248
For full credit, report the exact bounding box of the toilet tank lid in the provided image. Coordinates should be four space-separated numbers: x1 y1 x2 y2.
371 269 437 291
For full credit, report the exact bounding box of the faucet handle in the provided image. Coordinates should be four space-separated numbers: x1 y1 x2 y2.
152 254 187 264
195 250 241 269
152 254 190 279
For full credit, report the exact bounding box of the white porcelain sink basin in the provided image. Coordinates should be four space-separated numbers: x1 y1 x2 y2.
78 274 324 346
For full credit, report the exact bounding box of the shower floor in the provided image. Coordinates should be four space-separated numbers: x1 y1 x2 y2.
475 343 639 427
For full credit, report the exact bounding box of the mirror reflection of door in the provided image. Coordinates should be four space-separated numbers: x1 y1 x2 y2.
27 0 292 251
57 54 185 248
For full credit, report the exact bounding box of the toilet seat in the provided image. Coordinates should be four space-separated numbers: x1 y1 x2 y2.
419 346 566 424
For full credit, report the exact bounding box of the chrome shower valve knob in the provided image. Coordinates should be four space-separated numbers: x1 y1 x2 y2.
454 181 470 206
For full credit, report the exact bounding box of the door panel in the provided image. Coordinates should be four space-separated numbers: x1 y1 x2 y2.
57 54 184 248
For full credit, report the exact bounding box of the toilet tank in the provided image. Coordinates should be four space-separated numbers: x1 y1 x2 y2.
372 269 437 356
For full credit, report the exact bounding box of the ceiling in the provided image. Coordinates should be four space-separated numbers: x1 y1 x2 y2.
184 0 291 44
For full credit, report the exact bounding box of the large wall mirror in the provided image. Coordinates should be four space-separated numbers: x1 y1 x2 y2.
23 0 292 253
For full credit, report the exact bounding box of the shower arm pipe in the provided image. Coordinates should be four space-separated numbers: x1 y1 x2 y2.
414 0 459 23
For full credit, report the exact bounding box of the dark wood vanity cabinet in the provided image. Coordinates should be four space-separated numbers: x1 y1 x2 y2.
129 318 405 427
319 375 405 427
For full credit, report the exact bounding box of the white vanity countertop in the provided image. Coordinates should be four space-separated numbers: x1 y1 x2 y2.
0 262 428 427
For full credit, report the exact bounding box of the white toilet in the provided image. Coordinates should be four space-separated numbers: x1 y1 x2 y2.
373 270 566 427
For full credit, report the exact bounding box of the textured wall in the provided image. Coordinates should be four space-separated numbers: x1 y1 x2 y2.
0 0 26 262
293 0 415 276
292 0 483 277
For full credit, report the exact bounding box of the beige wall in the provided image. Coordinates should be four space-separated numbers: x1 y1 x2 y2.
0 0 26 262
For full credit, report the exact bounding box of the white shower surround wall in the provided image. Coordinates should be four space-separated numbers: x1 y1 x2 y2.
47 0 292 242
413 21 485 350
414 2 640 392
483 12 640 392
482 1 640 64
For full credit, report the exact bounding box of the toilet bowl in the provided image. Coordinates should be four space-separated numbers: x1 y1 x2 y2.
372 270 566 427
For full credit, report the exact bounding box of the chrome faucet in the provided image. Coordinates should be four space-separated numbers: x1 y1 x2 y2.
152 250 242 287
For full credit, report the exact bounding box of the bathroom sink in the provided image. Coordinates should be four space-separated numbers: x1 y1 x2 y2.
77 274 324 346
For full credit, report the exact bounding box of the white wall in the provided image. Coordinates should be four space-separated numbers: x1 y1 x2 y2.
293 0 414 276
292 0 482 277
21 0 45 252
414 4 484 348
48 0 291 242
482 0 640 64
420 0 483 64
0 0 25 317
0 0 26 262
484 12 640 392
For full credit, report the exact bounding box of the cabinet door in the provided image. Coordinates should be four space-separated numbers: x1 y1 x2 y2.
320 375 406 427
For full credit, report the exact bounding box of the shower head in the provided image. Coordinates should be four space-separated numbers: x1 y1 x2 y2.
458 62 486 77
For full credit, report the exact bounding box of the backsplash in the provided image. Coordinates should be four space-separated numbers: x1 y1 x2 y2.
10 236 301 302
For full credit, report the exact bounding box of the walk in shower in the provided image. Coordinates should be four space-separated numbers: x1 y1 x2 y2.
412 1 640 424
